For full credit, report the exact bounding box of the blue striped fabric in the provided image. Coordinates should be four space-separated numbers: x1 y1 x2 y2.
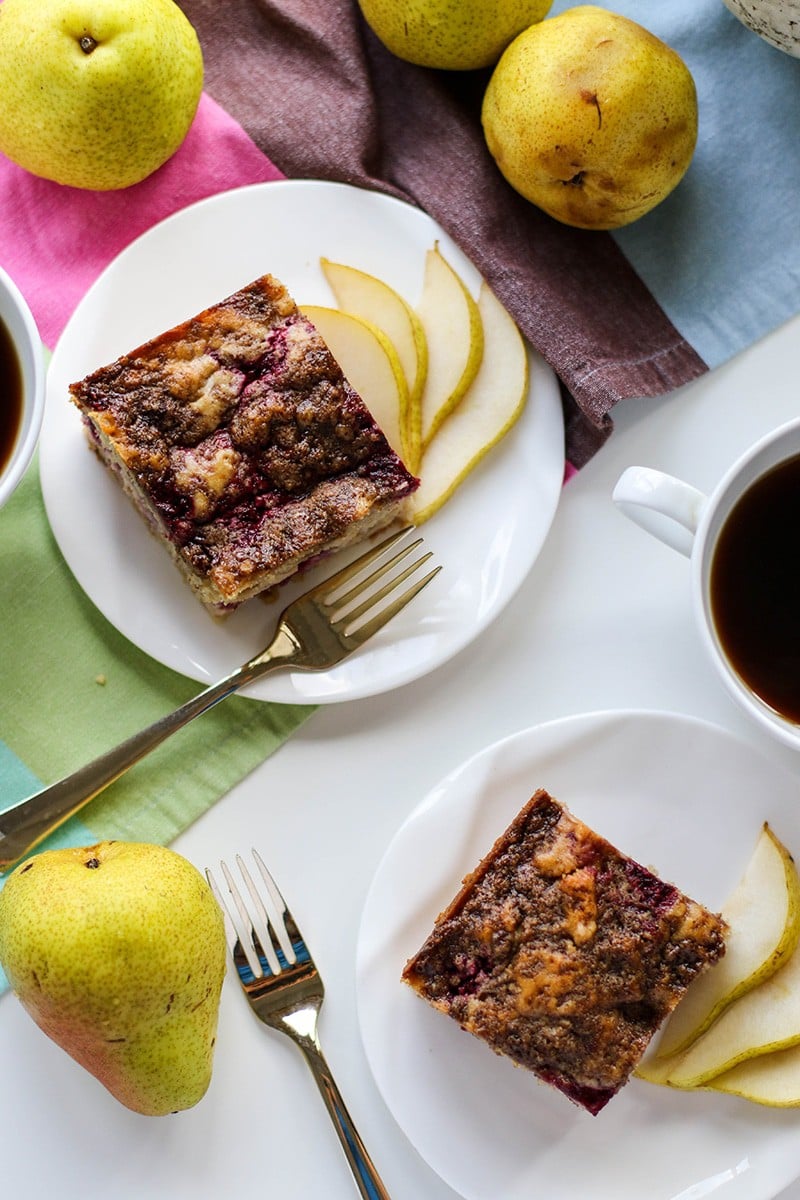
548 0 800 372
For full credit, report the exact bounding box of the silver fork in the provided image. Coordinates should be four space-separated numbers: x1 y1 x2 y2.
208 850 391 1200
0 528 439 872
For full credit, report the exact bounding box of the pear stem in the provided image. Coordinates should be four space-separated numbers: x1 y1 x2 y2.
78 35 97 54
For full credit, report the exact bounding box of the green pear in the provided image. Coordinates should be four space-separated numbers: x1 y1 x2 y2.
481 6 698 229
0 841 227 1116
356 0 553 70
411 281 528 523
655 823 800 1059
0 0 203 190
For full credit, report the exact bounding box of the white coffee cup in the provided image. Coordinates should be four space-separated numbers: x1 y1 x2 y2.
0 265 45 509
613 417 800 751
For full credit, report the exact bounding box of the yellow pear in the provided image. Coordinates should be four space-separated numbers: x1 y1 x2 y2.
301 304 409 464
0 841 227 1116
416 244 484 452
0 0 203 190
411 281 528 524
356 0 553 70
656 824 800 1058
481 6 698 229
319 258 428 468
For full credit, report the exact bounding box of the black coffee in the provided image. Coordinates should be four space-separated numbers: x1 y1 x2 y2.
710 453 800 723
0 315 23 475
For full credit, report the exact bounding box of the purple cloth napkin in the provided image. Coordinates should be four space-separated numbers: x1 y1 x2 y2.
179 0 707 469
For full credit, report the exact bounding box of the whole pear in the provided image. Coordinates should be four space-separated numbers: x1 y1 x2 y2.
356 0 553 70
0 0 203 190
0 841 227 1116
481 6 698 230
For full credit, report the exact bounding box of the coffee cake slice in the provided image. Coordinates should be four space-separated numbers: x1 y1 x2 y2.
402 789 726 1114
69 274 418 613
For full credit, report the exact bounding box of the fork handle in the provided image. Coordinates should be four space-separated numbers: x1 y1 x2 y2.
298 1040 391 1200
0 627 298 872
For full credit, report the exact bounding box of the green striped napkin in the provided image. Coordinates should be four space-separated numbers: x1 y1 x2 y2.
0 456 315 986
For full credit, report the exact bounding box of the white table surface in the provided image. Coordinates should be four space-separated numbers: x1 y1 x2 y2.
4 312 800 1200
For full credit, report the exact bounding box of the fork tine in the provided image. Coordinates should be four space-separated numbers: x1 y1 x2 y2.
324 537 426 615
205 867 242 956
206 864 264 979
307 525 414 601
251 849 308 966
223 859 279 977
211 859 281 978
341 563 442 643
238 852 295 967
333 550 433 628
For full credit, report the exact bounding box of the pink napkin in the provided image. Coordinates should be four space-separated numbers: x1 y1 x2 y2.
0 92 283 349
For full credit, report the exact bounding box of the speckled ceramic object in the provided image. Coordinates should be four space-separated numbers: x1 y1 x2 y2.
722 0 800 56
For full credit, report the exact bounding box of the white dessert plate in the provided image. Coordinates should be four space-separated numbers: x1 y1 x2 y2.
357 710 800 1200
39 179 565 704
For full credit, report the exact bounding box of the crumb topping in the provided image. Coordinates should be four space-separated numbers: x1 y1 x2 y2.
402 791 726 1115
68 275 417 599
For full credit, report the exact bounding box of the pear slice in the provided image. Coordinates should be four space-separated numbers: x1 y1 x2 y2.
410 282 529 524
635 1048 683 1087
301 304 408 463
655 823 800 1059
649 914 800 1089
708 1041 800 1107
320 258 428 469
416 243 484 452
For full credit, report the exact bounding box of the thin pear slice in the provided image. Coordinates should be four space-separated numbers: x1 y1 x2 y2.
708 1041 800 1107
416 243 484 452
320 258 428 468
301 304 408 463
652 923 800 1089
635 1048 683 1086
410 282 529 524
656 823 800 1058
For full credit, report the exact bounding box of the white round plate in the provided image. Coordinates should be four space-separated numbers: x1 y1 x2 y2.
40 180 564 704
357 710 800 1200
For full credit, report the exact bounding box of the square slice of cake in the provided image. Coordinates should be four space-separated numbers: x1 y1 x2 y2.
402 789 726 1115
69 274 419 613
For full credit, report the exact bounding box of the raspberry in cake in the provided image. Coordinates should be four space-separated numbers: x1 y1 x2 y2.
69 274 419 613
402 789 726 1115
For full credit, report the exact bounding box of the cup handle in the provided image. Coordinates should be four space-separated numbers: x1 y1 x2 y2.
612 466 709 558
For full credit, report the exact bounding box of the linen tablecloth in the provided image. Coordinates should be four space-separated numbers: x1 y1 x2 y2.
2 0 799 986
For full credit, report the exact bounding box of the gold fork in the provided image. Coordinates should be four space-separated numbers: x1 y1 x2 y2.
207 850 391 1200
0 528 439 872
